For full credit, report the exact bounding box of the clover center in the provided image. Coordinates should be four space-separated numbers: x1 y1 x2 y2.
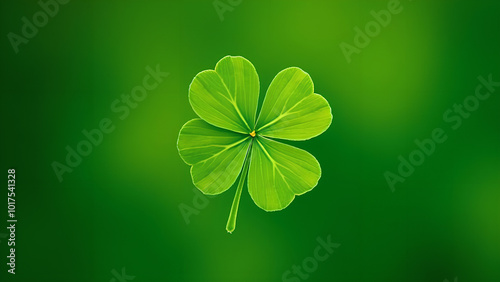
249 130 256 137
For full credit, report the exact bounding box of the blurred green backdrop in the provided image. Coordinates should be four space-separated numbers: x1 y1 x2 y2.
1 0 499 281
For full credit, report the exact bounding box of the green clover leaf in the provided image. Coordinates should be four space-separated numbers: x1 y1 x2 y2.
177 56 332 233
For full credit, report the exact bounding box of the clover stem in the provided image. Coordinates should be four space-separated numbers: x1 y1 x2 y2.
226 141 252 233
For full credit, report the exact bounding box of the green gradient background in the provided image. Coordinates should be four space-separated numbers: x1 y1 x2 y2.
1 1 499 281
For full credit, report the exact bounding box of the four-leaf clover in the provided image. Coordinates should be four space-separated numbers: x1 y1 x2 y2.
177 56 332 233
